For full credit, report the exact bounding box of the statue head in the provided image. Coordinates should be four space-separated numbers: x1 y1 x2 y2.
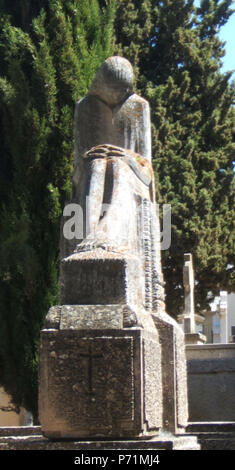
89 56 134 107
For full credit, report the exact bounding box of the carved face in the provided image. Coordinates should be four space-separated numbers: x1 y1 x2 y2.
89 56 134 107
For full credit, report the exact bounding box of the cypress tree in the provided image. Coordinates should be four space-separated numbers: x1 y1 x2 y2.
0 0 115 419
114 0 235 316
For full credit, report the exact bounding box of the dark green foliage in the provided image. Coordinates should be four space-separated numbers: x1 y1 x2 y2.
0 0 115 419
114 0 235 315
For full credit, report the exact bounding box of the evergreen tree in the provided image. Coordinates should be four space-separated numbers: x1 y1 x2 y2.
0 0 115 419
114 0 235 315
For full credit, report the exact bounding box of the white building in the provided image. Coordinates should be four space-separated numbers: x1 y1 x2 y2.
204 292 235 344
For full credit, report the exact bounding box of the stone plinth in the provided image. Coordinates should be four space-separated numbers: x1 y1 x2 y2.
39 314 162 439
0 426 200 450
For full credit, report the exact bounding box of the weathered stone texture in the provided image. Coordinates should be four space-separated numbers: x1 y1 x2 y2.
152 312 188 433
143 336 162 430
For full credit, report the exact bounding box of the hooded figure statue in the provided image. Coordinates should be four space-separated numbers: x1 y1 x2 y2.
63 56 164 313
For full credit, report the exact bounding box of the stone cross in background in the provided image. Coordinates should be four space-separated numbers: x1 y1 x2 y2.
183 253 196 334
219 290 228 343
182 253 206 345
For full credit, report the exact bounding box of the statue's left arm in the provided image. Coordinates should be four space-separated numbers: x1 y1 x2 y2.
133 95 152 162
115 93 152 162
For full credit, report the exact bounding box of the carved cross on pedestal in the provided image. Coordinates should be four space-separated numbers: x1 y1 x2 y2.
183 253 196 334
78 344 102 395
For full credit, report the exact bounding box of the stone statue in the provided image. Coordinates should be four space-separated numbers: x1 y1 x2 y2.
72 56 153 250
62 56 164 313
39 56 191 443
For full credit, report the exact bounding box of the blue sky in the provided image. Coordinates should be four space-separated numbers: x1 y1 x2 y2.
194 1 235 76
219 10 235 76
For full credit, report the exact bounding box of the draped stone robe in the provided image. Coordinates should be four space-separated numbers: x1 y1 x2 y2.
69 90 164 312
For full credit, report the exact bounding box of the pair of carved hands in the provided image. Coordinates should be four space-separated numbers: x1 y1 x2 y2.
83 143 153 186
83 143 128 160
83 143 152 170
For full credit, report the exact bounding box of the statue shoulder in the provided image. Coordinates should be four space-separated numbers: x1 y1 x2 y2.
117 93 151 126
124 93 150 110
75 94 110 118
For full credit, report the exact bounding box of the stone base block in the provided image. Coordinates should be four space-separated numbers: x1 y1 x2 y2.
60 251 143 306
39 328 162 439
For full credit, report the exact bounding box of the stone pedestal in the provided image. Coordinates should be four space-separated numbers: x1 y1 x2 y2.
39 306 162 439
38 57 194 446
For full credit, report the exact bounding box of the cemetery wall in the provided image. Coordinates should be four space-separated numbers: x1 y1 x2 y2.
186 343 235 421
